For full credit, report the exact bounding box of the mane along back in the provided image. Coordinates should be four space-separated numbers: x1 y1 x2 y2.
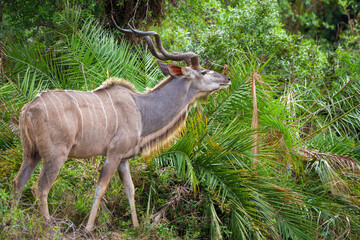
95 77 137 92
145 76 173 93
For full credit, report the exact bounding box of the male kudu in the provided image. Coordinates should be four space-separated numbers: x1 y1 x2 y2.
12 24 230 232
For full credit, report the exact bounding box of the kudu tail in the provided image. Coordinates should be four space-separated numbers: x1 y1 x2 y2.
19 110 37 157
9 117 20 136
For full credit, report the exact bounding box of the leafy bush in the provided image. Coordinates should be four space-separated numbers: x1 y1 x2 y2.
152 0 329 83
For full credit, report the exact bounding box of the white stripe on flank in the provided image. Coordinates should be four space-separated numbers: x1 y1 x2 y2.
39 94 49 120
47 94 64 126
76 92 93 128
88 94 98 125
65 90 84 140
52 93 71 130
104 89 118 131
92 92 108 131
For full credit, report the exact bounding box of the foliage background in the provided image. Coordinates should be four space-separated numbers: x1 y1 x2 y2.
0 0 359 239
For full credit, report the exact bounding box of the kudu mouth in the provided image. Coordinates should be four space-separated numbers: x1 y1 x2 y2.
219 83 231 89
220 76 231 88
220 83 230 87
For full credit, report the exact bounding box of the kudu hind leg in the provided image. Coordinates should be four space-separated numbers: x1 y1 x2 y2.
117 159 139 227
34 153 67 220
13 152 41 207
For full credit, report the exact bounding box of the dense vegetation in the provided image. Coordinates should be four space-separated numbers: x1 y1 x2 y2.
0 0 359 239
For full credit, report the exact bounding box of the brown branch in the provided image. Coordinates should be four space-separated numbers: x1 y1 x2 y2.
294 0 303 35
343 5 360 46
0 41 5 82
152 184 190 225
0 0 3 25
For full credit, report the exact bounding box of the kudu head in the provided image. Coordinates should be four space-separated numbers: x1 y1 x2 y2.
112 19 231 93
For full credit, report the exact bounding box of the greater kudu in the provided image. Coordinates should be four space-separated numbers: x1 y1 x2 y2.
12 24 230 232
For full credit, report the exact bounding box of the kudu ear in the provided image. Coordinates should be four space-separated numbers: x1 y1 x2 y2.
157 61 170 76
167 64 190 78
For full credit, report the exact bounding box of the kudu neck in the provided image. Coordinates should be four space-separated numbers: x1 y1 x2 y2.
134 77 198 137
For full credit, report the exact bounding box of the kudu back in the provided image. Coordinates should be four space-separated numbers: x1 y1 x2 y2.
13 24 230 232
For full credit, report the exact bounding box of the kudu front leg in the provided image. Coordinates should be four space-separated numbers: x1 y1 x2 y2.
117 159 139 227
85 156 120 232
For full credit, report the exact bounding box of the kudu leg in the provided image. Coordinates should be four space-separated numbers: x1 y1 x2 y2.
85 156 120 232
117 159 139 227
34 153 67 220
12 152 41 208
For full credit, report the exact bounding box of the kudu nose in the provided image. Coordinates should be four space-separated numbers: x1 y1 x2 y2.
227 77 231 82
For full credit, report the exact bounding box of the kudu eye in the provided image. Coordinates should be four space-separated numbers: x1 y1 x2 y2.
201 71 207 75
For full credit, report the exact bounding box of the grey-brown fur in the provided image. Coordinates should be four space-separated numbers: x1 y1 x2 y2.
12 28 230 232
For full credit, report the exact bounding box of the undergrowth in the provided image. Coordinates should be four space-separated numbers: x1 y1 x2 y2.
0 148 207 239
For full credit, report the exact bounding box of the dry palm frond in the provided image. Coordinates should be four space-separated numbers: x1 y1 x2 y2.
298 148 360 196
298 148 360 172
249 69 273 161
250 70 261 158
